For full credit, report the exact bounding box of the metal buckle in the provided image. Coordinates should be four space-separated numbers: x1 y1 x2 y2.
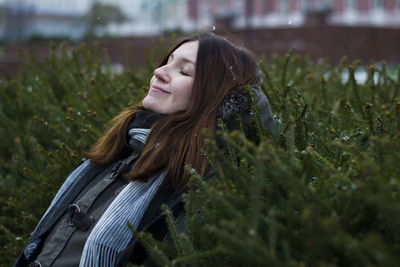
67 204 94 231
67 204 80 226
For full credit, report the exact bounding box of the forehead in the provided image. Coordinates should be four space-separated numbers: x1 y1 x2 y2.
170 41 198 63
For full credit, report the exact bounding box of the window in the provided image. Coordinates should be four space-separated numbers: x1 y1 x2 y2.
372 0 383 9
278 0 288 14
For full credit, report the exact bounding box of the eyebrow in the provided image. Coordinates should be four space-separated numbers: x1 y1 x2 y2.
169 53 195 65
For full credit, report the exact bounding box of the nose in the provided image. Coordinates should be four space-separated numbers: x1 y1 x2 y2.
154 65 170 83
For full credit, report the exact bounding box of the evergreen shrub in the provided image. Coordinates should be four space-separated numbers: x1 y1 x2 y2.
0 43 399 266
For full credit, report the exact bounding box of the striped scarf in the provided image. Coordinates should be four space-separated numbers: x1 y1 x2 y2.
20 110 166 266
79 126 167 266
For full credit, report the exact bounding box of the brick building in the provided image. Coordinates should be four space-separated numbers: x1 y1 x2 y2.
187 0 400 30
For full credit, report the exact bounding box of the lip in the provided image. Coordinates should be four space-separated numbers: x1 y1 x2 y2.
150 85 170 94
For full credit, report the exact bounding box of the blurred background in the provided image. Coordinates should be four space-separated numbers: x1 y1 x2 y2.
0 0 399 77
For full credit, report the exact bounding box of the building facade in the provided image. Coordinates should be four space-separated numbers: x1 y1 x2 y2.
1 0 87 41
187 0 400 30
0 0 399 41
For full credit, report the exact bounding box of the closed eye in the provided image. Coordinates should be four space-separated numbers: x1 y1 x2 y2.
180 70 190 76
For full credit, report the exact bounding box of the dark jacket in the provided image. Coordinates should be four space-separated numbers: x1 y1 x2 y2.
13 157 183 267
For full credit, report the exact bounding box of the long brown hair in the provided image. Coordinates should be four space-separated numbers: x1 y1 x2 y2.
85 32 261 194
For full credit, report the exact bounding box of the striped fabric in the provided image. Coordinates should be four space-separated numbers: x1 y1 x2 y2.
128 128 150 144
128 128 150 152
79 128 166 266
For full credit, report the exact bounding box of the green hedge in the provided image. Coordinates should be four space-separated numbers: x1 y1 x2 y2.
0 43 399 266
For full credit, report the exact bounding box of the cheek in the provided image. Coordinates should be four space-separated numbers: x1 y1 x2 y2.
180 81 193 104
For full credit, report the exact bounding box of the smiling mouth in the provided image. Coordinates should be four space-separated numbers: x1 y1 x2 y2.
151 85 169 94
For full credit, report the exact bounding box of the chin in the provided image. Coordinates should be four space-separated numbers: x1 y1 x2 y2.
142 97 155 110
143 102 163 114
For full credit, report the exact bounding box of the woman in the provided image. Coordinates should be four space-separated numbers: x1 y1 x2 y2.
14 32 274 267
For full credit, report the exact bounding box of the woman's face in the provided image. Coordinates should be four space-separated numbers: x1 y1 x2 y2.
143 41 199 114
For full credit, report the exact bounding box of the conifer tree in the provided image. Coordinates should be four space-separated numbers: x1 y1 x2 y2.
0 43 399 266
